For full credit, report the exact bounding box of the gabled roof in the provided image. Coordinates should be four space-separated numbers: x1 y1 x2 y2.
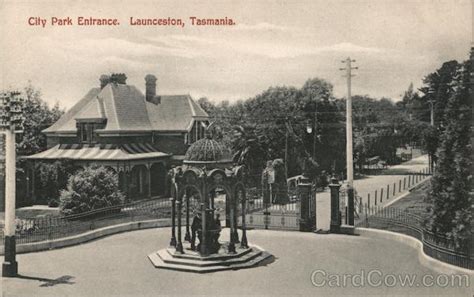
146 95 208 131
44 82 209 134
43 88 101 133
99 84 152 131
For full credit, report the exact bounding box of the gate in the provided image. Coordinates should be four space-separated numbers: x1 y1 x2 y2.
238 184 316 231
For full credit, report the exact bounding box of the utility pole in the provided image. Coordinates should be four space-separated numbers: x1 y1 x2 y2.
313 111 317 159
340 57 357 188
1 91 24 277
284 117 289 178
428 99 435 126
340 58 357 226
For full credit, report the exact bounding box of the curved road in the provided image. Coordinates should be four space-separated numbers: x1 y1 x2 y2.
2 227 471 296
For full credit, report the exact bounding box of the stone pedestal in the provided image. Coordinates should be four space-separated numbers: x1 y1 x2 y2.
2 236 18 277
148 243 273 273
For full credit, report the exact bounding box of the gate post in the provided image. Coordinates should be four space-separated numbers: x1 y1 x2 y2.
329 177 341 233
347 186 355 226
298 181 313 232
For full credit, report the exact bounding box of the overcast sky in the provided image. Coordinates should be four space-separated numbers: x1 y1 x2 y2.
0 0 471 109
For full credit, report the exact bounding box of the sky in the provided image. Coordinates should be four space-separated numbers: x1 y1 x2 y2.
0 0 472 109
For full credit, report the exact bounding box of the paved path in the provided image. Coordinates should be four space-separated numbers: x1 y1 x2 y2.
2 227 471 296
316 155 430 230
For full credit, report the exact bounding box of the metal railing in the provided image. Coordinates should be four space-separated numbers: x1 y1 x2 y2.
0 197 172 245
357 205 473 270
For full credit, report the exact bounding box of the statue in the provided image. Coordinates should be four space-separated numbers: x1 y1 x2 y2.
191 210 202 251
209 213 222 253
261 160 274 206
272 159 289 205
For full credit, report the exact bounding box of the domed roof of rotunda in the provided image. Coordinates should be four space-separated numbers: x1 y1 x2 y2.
184 136 233 164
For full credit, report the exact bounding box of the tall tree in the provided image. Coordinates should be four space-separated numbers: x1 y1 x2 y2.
429 51 472 251
17 83 64 155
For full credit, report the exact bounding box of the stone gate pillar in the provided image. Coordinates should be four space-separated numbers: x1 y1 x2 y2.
329 177 341 233
298 181 313 231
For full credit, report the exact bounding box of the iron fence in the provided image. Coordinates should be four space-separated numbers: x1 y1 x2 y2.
0 197 172 245
357 205 473 270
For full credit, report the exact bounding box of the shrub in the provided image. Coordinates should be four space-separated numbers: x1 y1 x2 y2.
59 166 125 216
34 160 78 204
48 199 59 208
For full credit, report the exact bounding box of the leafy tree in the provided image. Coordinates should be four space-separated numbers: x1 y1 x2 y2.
428 52 472 251
230 125 266 185
59 166 125 216
17 83 64 155
417 61 459 126
34 160 78 204
421 125 439 172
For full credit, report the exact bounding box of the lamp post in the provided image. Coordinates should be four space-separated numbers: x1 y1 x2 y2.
306 112 317 160
1 91 24 277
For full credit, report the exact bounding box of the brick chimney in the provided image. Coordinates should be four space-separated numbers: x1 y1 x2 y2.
145 74 160 104
99 74 110 89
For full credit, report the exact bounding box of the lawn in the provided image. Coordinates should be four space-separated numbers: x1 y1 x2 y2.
388 180 432 219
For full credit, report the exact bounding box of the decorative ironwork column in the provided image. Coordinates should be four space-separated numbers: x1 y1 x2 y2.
176 198 184 253
228 207 236 253
169 197 177 247
147 163 152 198
240 189 248 248
200 202 208 256
184 193 191 241
232 196 240 244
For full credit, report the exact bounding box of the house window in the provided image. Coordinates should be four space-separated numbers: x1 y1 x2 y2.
81 124 88 142
80 123 96 144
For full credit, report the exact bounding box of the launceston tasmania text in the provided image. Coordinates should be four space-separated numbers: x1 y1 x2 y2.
27 16 235 27
130 16 235 26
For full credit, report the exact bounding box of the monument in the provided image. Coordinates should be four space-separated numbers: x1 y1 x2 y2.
148 126 273 273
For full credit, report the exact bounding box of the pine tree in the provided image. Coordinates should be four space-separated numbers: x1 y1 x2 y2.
429 48 473 251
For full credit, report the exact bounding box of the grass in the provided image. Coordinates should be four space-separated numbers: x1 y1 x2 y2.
388 180 432 219
358 179 433 237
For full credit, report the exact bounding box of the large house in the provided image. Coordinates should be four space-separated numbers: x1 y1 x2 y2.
25 73 209 200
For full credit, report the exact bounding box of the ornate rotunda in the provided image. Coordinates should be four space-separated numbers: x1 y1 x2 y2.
148 129 273 272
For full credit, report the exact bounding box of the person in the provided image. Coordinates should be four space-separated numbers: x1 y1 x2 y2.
190 211 202 251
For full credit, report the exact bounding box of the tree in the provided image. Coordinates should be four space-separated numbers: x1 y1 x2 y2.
428 52 472 251
417 61 459 126
230 125 266 185
18 83 64 155
59 166 125 216
197 97 215 114
34 160 79 204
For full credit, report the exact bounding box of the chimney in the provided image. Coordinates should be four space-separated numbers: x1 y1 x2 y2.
145 74 160 104
99 74 110 89
110 73 127 84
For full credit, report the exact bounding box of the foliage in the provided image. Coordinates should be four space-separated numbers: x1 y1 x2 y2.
48 199 59 208
34 160 78 203
17 83 64 155
199 78 345 182
428 52 472 251
59 166 125 216
230 125 266 185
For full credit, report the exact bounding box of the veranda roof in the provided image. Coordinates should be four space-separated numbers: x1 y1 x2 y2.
24 143 169 161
